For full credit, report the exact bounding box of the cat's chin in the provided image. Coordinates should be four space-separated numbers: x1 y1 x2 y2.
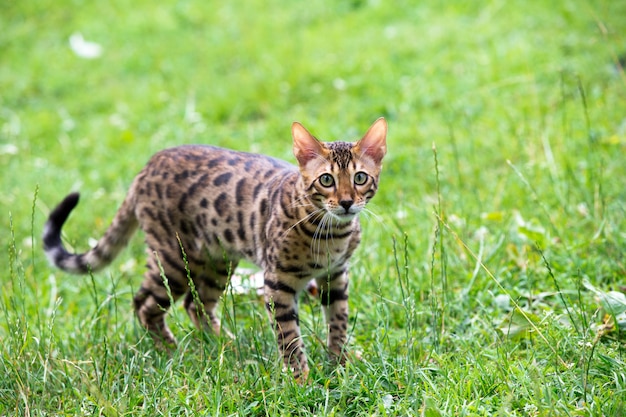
328 211 358 223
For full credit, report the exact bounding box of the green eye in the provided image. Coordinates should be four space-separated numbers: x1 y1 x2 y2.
319 174 335 187
354 172 368 185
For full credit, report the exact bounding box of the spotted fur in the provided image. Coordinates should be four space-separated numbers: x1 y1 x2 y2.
43 118 387 380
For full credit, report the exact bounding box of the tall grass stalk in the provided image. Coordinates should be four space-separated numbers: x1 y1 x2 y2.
429 143 446 349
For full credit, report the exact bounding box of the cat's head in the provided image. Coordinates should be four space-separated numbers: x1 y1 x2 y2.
292 118 387 222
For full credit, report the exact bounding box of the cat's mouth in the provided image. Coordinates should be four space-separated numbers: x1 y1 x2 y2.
328 208 360 222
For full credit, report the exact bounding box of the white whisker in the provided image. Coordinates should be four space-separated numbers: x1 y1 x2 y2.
311 212 330 264
311 214 323 262
360 207 384 224
288 194 315 210
279 208 324 241
327 213 335 249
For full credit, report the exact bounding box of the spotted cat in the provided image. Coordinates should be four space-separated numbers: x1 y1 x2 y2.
43 118 387 380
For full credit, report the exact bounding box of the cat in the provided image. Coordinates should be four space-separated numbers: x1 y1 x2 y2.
43 118 387 381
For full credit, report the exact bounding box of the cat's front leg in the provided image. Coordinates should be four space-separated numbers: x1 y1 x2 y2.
264 273 309 381
317 270 350 364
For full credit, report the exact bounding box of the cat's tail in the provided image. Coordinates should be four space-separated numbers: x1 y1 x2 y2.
43 192 139 274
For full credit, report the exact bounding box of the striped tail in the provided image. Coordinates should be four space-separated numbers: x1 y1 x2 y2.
43 192 138 274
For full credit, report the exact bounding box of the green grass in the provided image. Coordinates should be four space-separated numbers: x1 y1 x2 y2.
2 0 626 415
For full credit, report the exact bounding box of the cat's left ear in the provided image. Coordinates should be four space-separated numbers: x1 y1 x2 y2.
354 117 387 164
292 122 326 166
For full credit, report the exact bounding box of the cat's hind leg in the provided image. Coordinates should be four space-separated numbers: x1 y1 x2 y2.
183 259 236 337
133 248 189 348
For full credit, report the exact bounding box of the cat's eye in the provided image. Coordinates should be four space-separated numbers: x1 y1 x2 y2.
319 174 335 187
354 172 368 185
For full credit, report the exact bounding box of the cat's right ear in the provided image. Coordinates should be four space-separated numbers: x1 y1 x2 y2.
292 122 325 166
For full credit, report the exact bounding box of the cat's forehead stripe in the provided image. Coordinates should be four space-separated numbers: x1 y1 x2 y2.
325 141 354 170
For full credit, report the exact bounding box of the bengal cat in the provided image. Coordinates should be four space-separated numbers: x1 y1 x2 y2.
43 118 387 380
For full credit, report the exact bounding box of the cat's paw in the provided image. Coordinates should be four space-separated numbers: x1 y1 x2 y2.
295 368 310 385
331 348 363 366
284 364 310 384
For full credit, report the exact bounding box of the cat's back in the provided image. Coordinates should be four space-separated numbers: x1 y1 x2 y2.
145 144 295 180
131 144 297 220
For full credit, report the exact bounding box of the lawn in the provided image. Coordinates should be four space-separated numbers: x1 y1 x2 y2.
2 0 626 415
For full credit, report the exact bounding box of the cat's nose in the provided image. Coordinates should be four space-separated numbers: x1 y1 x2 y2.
339 200 353 213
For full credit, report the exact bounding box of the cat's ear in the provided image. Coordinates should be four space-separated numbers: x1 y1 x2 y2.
354 117 387 164
292 122 325 166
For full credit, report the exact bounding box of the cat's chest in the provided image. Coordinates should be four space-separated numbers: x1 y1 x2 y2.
265 217 360 277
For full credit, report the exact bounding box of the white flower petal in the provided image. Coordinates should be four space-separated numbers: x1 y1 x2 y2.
69 32 103 59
